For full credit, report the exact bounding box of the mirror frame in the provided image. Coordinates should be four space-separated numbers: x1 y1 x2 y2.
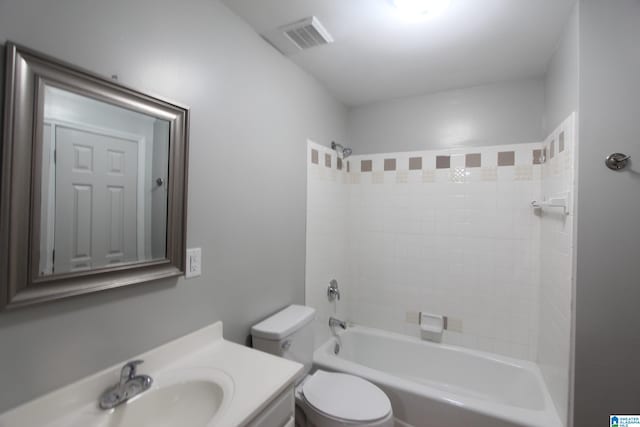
0 42 190 309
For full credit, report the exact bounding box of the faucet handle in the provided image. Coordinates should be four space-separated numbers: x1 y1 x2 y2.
328 279 340 301
120 360 144 384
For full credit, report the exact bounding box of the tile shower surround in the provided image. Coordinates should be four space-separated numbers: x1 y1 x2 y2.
307 115 575 425
537 114 576 425
308 117 574 367
308 140 544 361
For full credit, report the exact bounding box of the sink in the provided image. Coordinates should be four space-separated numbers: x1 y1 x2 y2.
46 368 235 427
0 322 302 427
105 380 226 427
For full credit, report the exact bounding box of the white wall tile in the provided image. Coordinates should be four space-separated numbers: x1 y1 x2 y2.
537 113 576 425
307 132 573 390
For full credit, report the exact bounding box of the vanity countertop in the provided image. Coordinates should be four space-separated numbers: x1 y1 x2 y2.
0 321 303 427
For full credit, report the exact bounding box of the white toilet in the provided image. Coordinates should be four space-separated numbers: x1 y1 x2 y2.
251 305 394 427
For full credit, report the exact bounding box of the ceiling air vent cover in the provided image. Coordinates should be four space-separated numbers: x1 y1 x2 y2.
280 16 334 50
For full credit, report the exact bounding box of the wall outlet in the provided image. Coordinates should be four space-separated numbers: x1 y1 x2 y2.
185 248 201 278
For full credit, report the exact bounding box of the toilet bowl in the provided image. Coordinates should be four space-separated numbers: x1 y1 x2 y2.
295 370 393 427
251 305 394 427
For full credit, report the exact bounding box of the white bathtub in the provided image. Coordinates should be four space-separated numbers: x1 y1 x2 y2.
313 325 562 427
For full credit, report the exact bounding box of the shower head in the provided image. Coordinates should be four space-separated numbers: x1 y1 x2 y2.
331 141 352 159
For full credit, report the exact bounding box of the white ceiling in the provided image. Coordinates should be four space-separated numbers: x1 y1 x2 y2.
222 0 576 107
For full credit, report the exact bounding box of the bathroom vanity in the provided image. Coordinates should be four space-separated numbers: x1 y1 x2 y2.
0 322 302 427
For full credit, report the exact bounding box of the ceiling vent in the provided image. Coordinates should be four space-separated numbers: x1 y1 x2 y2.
280 17 334 51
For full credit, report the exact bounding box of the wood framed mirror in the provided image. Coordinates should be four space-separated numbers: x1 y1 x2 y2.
0 42 189 309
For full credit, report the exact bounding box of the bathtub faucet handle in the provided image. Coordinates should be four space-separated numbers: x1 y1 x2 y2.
327 279 341 302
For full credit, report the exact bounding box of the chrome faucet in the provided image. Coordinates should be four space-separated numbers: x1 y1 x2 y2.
329 316 347 330
327 279 341 302
99 360 153 409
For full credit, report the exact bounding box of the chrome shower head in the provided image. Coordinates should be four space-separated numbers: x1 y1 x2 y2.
331 141 352 159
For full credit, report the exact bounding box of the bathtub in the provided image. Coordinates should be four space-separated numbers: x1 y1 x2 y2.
313 325 562 427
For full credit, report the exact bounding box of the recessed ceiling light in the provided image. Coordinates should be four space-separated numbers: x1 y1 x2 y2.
392 0 450 16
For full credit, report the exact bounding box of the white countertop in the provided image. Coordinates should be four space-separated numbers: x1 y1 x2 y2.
0 321 303 427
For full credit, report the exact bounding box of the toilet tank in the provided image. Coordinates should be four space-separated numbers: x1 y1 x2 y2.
251 305 315 377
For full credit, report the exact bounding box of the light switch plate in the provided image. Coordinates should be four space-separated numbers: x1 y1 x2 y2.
185 248 201 278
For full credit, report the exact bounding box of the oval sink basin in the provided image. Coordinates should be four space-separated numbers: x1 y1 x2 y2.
101 367 234 427
41 367 235 427
106 380 225 427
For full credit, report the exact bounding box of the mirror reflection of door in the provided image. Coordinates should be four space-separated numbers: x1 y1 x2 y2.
39 86 170 276
55 126 140 272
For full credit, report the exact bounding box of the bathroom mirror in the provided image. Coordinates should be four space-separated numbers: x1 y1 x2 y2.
0 43 190 309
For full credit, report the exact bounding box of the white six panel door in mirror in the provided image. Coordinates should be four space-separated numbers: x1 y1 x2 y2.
39 85 171 276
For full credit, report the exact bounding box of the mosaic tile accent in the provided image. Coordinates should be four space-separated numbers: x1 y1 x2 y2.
350 172 360 184
311 149 319 164
384 158 397 171
372 171 384 184
409 157 422 170
325 153 331 168
451 167 466 183
396 171 408 183
497 151 515 166
361 160 372 172
436 155 450 169
466 153 481 168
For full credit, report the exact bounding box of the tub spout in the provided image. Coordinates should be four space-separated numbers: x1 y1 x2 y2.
329 317 347 330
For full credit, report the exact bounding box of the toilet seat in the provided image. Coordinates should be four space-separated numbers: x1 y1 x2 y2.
301 370 392 423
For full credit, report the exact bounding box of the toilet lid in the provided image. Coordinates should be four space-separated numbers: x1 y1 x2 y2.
302 371 391 422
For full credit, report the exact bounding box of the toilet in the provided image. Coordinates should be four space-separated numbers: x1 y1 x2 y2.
251 305 394 427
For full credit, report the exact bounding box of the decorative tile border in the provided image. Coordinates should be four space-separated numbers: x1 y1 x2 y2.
497 151 515 166
384 158 396 171
308 141 547 183
533 149 543 165
409 157 422 170
436 155 450 169
466 153 481 168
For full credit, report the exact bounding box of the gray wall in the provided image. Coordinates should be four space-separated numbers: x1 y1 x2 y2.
346 78 545 154
0 0 346 412
573 0 640 425
544 4 579 134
